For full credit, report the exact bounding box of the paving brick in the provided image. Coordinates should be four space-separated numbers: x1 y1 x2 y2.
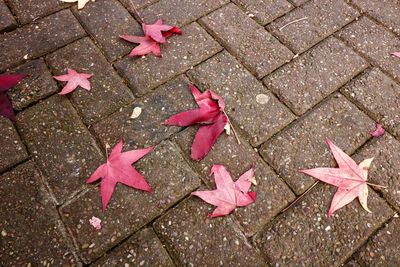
343 260 362 267
0 0 16 33
260 94 375 195
355 218 400 266
254 184 394 267
264 37 368 115
232 0 293 25
16 95 104 204
154 197 268 266
141 0 229 27
60 141 201 263
339 17 400 84
6 0 67 24
94 228 174 267
352 0 400 35
0 117 28 173
173 128 295 235
0 10 85 72
115 22 222 96
352 134 400 212
8 59 58 110
73 0 142 62
0 161 78 266
341 68 400 139
92 76 196 150
187 51 296 146
290 0 308 6
46 37 134 125
200 3 293 79
267 0 359 54
119 0 159 10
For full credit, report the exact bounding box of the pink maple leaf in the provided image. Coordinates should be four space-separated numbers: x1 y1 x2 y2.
142 19 182 43
391 52 400 58
53 68 93 95
370 123 385 138
192 165 256 217
120 35 161 57
299 139 379 217
87 139 153 211
165 83 228 161
0 73 27 121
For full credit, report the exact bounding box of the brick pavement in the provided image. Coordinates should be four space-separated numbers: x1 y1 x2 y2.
1 0 399 265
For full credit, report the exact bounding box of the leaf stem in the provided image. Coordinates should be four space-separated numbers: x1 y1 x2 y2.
281 181 319 213
366 182 387 188
279 17 308 31
223 110 241 145
128 0 144 24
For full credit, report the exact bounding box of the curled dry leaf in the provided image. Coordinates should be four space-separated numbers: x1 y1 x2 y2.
89 216 102 230
61 0 93 9
192 165 256 217
130 107 142 119
370 123 385 138
0 73 27 121
53 68 93 95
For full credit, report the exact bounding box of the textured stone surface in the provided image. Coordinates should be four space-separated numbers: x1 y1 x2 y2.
92 76 196 150
60 141 201 263
115 22 222 96
73 0 142 61
353 134 400 212
16 95 104 204
141 0 229 27
119 0 159 10
264 37 368 115
0 117 28 173
290 0 309 6
0 0 16 32
355 218 400 266
352 0 400 35
173 128 295 235
341 68 400 138
0 162 78 266
339 17 400 82
254 184 394 267
94 228 174 267
154 197 268 266
188 51 296 146
8 59 59 110
232 0 293 25
6 0 67 24
200 3 293 78
260 94 375 195
0 10 85 72
46 37 134 124
268 0 358 54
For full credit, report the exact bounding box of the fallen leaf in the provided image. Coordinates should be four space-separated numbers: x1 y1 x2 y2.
143 19 181 43
89 216 101 230
53 68 93 95
120 35 161 57
370 123 385 138
164 83 228 161
192 165 256 217
61 0 93 9
130 107 142 119
299 139 379 217
87 139 153 211
391 52 400 58
0 73 27 121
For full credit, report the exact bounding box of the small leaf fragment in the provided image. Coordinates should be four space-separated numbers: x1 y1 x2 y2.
130 107 142 119
89 216 102 230
370 123 385 138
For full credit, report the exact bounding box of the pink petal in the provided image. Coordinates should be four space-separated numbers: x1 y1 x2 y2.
391 52 400 58
89 216 102 230
370 123 385 138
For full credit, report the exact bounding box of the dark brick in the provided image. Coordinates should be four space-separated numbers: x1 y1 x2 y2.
94 228 174 267
187 51 296 146
352 134 400 212
200 3 293 78
260 94 375 195
343 260 362 267
339 17 400 84
0 0 16 32
6 0 67 24
173 128 295 236
16 95 104 204
0 117 28 173
267 0 359 54
73 0 142 62
141 0 229 27
254 184 394 267
92 76 196 150
0 10 85 72
115 22 222 96
154 197 268 266
264 37 368 115
232 0 293 25
8 59 58 110
119 0 159 10
46 37 134 125
290 0 308 6
355 218 400 266
352 0 400 35
0 161 78 266
341 68 400 138
60 141 201 263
